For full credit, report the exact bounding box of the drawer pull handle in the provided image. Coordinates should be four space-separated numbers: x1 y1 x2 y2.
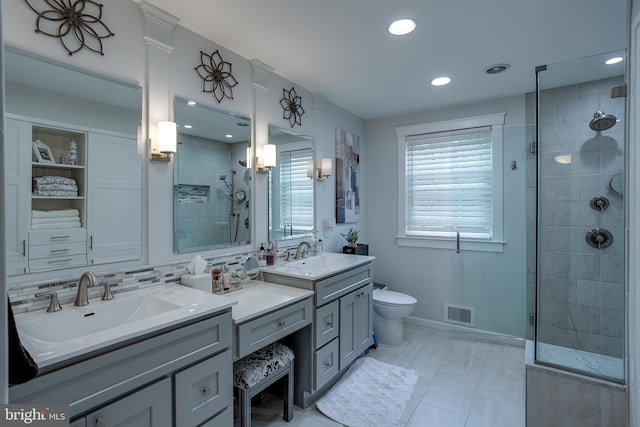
95 417 107 427
50 248 71 253
325 321 333 328
278 321 286 328
50 235 71 240
21 240 26 256
324 361 333 368
48 258 72 264
202 386 211 395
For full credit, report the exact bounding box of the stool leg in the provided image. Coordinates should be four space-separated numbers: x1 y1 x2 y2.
240 388 252 427
284 361 294 422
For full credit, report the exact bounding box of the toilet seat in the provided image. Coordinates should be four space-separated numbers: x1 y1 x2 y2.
373 289 417 306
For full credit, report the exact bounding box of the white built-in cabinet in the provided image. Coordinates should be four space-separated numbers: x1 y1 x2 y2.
4 116 141 275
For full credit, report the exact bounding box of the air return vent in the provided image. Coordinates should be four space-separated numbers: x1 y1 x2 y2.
444 303 475 327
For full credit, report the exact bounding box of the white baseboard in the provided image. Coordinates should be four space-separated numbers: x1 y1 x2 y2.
403 315 526 347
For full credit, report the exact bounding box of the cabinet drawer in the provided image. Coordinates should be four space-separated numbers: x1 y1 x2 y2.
28 254 86 271
29 228 85 245
315 300 339 349
199 406 232 426
315 338 339 391
315 263 372 307
237 298 312 359
29 241 86 259
174 350 232 427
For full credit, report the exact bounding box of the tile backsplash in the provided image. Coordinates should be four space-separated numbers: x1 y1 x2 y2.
9 252 252 314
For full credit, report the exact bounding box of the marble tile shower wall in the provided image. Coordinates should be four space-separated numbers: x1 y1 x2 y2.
8 252 252 315
537 76 625 358
175 133 233 251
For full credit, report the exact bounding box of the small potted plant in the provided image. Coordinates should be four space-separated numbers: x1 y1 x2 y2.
341 227 360 248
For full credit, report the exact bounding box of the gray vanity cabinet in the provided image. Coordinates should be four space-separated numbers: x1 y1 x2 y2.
84 378 172 427
11 311 233 426
338 282 374 370
263 260 374 406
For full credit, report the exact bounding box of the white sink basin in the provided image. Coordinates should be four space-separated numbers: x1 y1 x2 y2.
15 284 236 369
19 295 181 343
262 253 375 280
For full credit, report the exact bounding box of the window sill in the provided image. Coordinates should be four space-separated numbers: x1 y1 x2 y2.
396 236 505 253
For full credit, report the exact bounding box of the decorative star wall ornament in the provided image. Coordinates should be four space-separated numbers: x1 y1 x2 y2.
24 0 114 56
194 50 239 103
280 87 305 127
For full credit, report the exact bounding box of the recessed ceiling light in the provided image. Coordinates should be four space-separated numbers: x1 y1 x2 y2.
187 100 197 106
225 134 233 138
605 56 624 65
183 125 193 129
431 76 451 86
485 63 510 74
388 18 417 36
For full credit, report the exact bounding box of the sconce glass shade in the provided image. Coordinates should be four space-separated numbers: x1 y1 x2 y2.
158 121 177 153
307 160 314 178
246 146 253 169
321 158 332 177
263 144 276 168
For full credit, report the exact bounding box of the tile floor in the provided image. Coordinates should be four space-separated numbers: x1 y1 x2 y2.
237 323 526 427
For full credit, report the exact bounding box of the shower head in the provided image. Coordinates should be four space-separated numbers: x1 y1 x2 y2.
238 159 247 167
589 110 617 131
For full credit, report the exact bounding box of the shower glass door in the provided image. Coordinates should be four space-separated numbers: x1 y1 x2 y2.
535 49 626 382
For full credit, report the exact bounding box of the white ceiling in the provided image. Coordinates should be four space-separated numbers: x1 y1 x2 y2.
145 0 629 120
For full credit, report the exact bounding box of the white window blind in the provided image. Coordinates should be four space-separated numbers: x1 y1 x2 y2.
405 127 493 238
279 149 313 230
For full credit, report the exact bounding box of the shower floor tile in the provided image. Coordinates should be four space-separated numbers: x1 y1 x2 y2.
536 341 624 380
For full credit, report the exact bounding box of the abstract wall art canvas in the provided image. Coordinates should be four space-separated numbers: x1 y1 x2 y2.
335 128 360 223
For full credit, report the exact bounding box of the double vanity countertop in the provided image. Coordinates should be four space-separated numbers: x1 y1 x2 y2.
15 252 374 372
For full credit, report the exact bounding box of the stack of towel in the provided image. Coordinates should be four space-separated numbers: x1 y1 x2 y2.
31 209 82 230
32 176 78 198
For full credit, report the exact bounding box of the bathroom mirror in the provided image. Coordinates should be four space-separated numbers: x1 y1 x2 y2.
4 46 142 133
174 96 252 253
268 125 314 242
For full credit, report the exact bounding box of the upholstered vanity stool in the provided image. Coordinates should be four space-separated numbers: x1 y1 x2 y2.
233 342 295 427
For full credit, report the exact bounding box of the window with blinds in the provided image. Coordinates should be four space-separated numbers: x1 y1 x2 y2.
396 112 505 249
405 127 493 238
279 149 313 231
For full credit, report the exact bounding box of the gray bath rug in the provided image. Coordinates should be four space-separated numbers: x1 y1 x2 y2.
316 357 418 427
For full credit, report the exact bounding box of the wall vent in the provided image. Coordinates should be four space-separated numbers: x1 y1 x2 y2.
444 303 475 327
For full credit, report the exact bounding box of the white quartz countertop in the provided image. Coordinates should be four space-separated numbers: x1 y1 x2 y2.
260 252 375 281
220 280 314 323
15 284 236 369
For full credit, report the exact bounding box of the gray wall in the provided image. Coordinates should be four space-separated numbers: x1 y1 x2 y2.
365 95 528 338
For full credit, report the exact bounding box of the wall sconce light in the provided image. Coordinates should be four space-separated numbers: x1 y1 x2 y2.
150 121 177 162
256 143 276 173
309 158 332 180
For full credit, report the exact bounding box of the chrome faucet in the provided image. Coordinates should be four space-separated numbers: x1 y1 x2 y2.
74 271 97 306
294 241 312 259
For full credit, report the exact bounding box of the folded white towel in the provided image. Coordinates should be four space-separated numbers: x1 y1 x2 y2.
32 176 77 186
32 190 78 197
31 221 81 230
32 184 79 192
31 216 80 225
32 209 80 219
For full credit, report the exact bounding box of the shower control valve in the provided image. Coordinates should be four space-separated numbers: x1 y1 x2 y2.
589 196 610 212
585 227 613 249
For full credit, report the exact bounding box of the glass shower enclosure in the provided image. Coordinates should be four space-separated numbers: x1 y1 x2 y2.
534 49 626 382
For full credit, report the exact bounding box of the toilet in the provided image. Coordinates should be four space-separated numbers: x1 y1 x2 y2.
372 285 417 346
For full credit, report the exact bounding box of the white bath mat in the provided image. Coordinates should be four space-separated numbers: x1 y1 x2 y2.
316 357 418 427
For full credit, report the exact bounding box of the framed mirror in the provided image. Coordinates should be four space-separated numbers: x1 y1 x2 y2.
268 125 314 242
173 97 252 254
